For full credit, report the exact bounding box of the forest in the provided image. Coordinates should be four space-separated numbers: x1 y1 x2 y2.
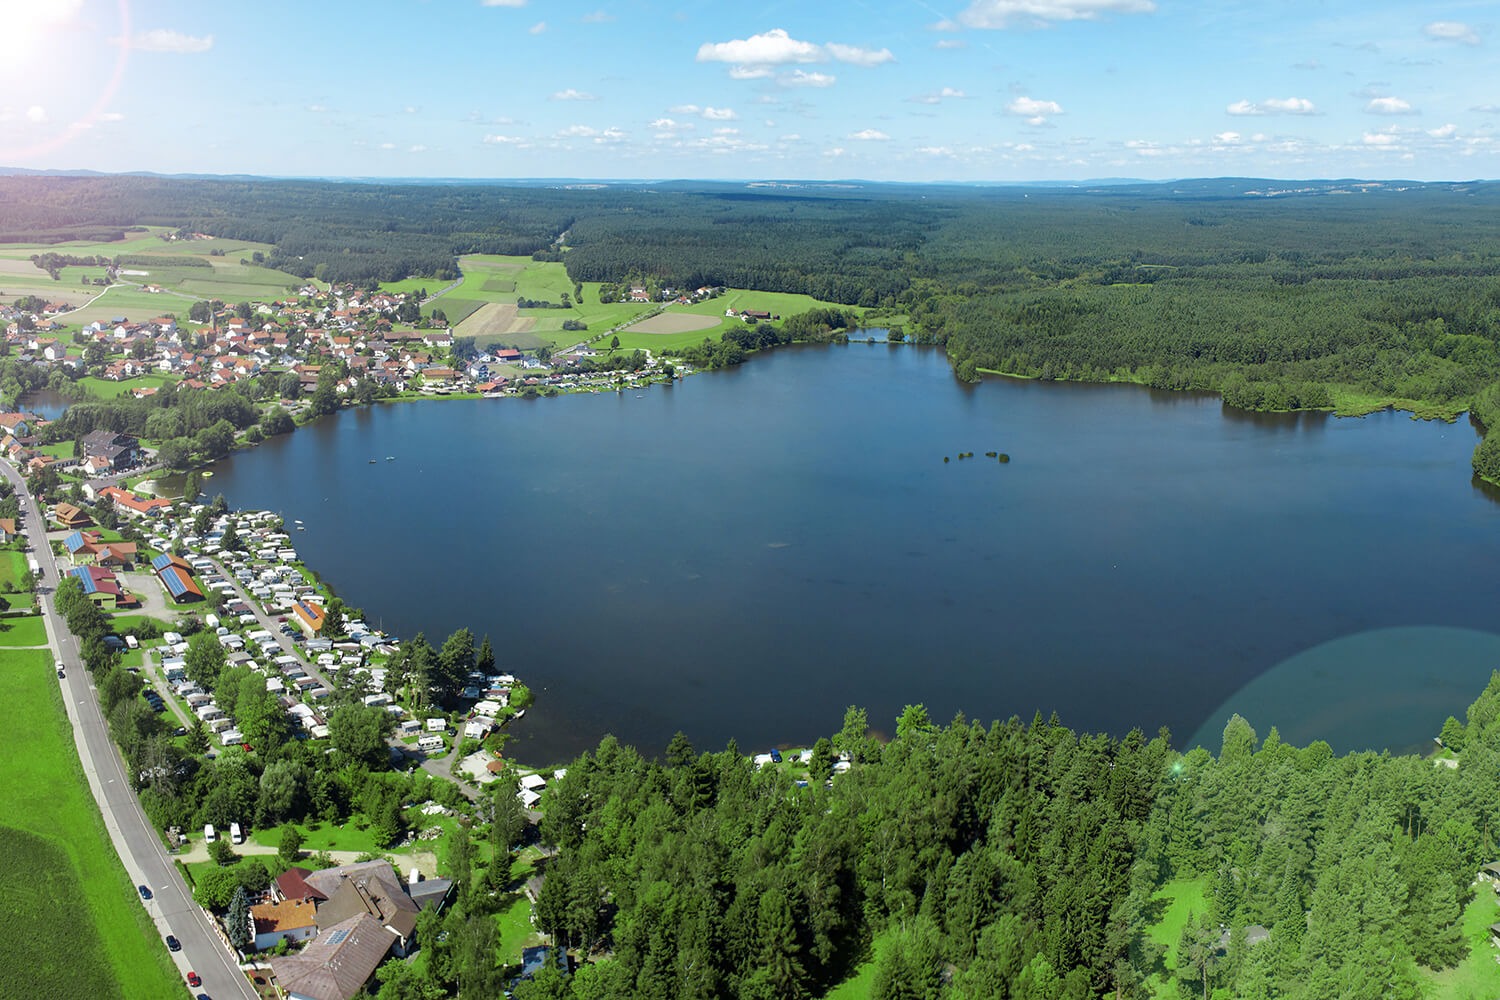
492 683 1500 1000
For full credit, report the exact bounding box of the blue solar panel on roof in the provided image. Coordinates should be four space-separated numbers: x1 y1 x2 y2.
327 929 350 945
69 567 99 594
161 567 193 598
151 553 173 571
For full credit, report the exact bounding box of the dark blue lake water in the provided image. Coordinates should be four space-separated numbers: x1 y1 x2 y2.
201 343 1500 764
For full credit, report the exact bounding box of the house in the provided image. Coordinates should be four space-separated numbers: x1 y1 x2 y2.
293 600 327 637
51 502 94 529
98 486 172 518
0 412 40 438
269 912 397 1000
151 553 203 603
302 860 421 955
80 429 141 471
68 565 131 610
249 898 319 952
0 517 14 543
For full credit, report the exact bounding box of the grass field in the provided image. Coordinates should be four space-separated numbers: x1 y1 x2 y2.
0 649 183 999
76 373 179 399
819 930 893 1000
1143 877 1208 997
1423 888 1500 999
0 615 47 647
0 549 36 612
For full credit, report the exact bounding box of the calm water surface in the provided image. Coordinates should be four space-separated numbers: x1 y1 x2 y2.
203 344 1500 763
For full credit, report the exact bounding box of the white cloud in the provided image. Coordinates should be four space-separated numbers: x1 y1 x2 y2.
529 21 547 34
307 104 330 114
850 128 890 140
669 104 701 115
826 43 896 66
1425 21 1478 45
557 125 598 138
713 127 740 136
935 39 968 49
409 145 427 153
25 106 46 124
1365 96 1415 115
698 28 822 65
649 118 692 132
483 134 526 144
955 0 1155 29
1428 123 1458 138
1362 131 1401 146
911 87 967 104
1473 104 1500 114
124 29 214 53
702 106 738 121
824 147 848 158
594 127 626 143
917 146 955 156
379 142 396 150
1226 97 1316 116
782 70 836 88
730 65 775 80
551 89 597 101
1007 96 1063 122
581 10 614 23
1213 131 1241 144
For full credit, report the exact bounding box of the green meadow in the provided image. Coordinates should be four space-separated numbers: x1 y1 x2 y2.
0 649 182 999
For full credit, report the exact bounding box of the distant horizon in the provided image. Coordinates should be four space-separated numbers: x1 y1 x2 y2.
2 167 1494 190
4 2 1497 183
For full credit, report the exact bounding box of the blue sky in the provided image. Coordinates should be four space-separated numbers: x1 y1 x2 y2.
3 0 1497 182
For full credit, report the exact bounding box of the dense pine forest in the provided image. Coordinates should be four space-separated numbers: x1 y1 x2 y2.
484 684 1500 1000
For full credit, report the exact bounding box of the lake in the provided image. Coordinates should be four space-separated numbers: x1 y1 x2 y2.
200 343 1500 764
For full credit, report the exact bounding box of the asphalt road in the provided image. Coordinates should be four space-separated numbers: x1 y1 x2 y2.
3 464 256 1000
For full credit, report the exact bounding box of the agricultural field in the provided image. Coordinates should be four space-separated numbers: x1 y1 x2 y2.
0 228 306 319
0 649 182 999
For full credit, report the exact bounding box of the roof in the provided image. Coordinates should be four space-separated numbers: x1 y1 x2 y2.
306 861 419 933
251 898 317 935
151 553 194 573
275 867 328 903
293 601 327 632
69 565 122 597
158 566 202 600
269 912 395 1000
99 486 171 515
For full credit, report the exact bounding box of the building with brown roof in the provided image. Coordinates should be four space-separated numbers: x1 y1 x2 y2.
303 860 419 955
269 912 395 1000
250 898 318 952
51 502 93 529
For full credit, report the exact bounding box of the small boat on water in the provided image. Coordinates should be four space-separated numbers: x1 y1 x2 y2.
386 456 396 461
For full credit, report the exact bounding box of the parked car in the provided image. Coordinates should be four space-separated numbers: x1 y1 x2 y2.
165 935 180 952
769 748 783 764
186 971 200 987
137 884 152 900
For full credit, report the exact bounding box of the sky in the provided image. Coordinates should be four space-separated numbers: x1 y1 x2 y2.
1 0 1497 183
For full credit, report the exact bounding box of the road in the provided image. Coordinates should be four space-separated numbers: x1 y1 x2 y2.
3 463 256 1000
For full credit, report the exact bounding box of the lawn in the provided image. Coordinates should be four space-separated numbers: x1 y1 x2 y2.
77 373 180 399
819 929 894 1000
1144 877 1208 997
495 894 541 965
0 615 47 647
251 818 386 856
0 648 182 999
0 549 36 612
1422 887 1500 999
